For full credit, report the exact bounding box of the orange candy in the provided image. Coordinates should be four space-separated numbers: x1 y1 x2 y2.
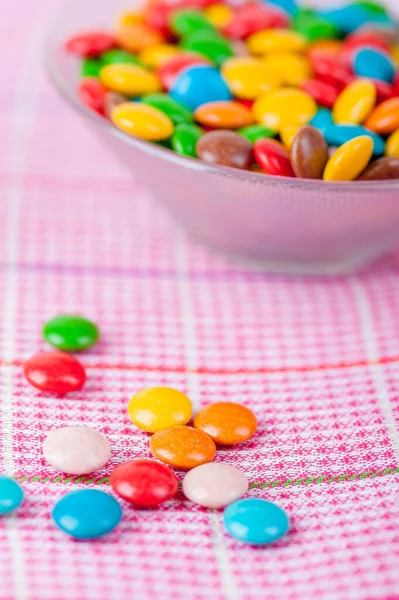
194 101 254 129
116 23 164 53
193 402 257 445
365 98 399 135
149 426 216 470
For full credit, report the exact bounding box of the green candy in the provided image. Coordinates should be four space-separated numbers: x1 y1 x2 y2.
182 31 234 67
141 93 193 124
237 125 276 144
43 315 99 352
81 57 103 78
353 1 388 16
171 123 203 157
294 10 340 41
170 9 215 37
101 49 144 67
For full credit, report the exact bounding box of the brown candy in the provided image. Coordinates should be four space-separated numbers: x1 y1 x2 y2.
105 91 128 119
290 125 329 179
358 157 399 181
196 130 253 169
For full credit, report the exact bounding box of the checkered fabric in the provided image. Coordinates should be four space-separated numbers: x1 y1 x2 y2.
1 0 399 598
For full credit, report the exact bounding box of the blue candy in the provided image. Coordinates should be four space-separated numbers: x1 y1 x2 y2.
52 489 122 539
0 476 24 514
353 48 396 83
223 498 290 545
266 0 299 16
324 125 385 156
310 108 334 134
319 4 393 34
170 65 232 111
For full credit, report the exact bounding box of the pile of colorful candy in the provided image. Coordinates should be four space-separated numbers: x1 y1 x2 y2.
64 0 399 181
0 315 289 545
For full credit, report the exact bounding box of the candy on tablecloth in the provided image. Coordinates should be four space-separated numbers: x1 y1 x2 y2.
24 351 86 395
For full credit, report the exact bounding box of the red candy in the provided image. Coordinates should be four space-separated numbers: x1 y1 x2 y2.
78 78 108 116
310 55 354 90
145 0 216 37
110 459 178 507
373 79 394 103
254 139 295 177
300 79 340 109
158 53 209 89
64 31 115 58
341 31 391 67
24 351 86 395
223 3 290 40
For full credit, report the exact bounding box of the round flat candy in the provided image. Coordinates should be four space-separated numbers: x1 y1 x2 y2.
64 31 115 58
157 54 210 91
300 80 340 110
0 476 24 514
116 23 164 54
52 490 122 539
203 3 233 29
223 498 290 545
112 102 174 141
365 97 399 135
309 108 334 133
291 125 329 179
110 459 178 506
237 124 276 143
196 130 253 170
323 136 374 181
262 52 312 86
182 463 248 508
100 63 161 97
386 129 399 158
194 101 253 129
150 425 216 470
128 386 192 433
24 351 86 395
253 88 317 133
323 124 385 156
182 30 234 67
221 57 282 100
358 156 399 180
247 29 307 55
101 48 143 67
139 43 180 68
141 93 193 124
353 48 396 83
170 65 232 112
172 123 203 157
333 79 376 125
43 426 111 475
193 401 257 445
43 315 99 352
254 139 295 177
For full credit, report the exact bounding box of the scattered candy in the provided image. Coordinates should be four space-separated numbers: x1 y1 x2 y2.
24 351 86 395
110 459 178 506
43 315 99 352
193 401 257 445
150 425 217 469
0 476 24 514
52 490 122 539
128 386 192 433
43 426 111 475
223 498 290 545
66 0 399 181
182 462 248 508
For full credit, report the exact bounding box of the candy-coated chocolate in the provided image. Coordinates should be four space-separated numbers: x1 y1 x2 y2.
386 129 399 158
290 125 329 179
101 48 143 66
353 47 396 83
333 79 377 125
170 65 232 111
116 23 164 53
280 125 301 149
24 351 86 395
194 100 253 128
52 490 122 539
100 64 161 96
142 93 193 124
309 54 353 90
253 88 317 132
193 401 257 445
139 43 180 68
299 79 339 109
323 135 374 181
182 30 234 67
43 426 111 475
365 97 399 134
117 11 144 27
373 79 394 103
43 315 99 351
110 459 178 506
158 53 209 90
0 476 24 514
293 11 339 42
223 3 290 40
81 57 103 78
104 91 127 119
64 31 115 57
247 29 307 55
269 0 298 16
170 9 215 37
323 124 385 156
172 122 203 156
204 3 232 28
341 30 392 65
182 462 248 508
309 108 334 133
237 124 276 143
196 130 253 169
358 156 399 179
223 498 290 545
128 386 192 432
221 57 282 99
112 102 174 140
262 52 312 85
254 139 295 177
78 78 107 116
150 426 217 469
319 4 391 35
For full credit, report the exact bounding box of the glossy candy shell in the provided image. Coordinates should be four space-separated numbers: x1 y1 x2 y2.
223 498 290 545
110 459 178 506
24 351 86 395
43 315 99 351
0 476 24 514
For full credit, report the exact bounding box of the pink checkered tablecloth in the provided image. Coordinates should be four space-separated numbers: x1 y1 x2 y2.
1 0 399 598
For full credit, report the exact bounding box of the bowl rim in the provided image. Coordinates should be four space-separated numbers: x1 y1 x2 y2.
45 20 399 192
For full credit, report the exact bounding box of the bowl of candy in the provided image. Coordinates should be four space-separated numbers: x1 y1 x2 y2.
46 0 399 274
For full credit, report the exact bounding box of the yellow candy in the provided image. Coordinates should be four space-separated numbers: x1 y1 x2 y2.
323 136 374 181
386 129 399 158
333 79 376 125
100 64 161 96
221 57 282 100
253 88 317 132
391 45 399 67
204 3 233 28
140 44 181 68
247 29 307 56
262 52 312 85
117 11 144 26
127 386 192 433
111 102 174 141
280 125 301 149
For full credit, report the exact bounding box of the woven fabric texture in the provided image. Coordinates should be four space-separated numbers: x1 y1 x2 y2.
1 0 399 598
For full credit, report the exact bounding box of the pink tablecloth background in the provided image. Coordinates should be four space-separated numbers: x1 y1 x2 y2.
1 1 399 598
